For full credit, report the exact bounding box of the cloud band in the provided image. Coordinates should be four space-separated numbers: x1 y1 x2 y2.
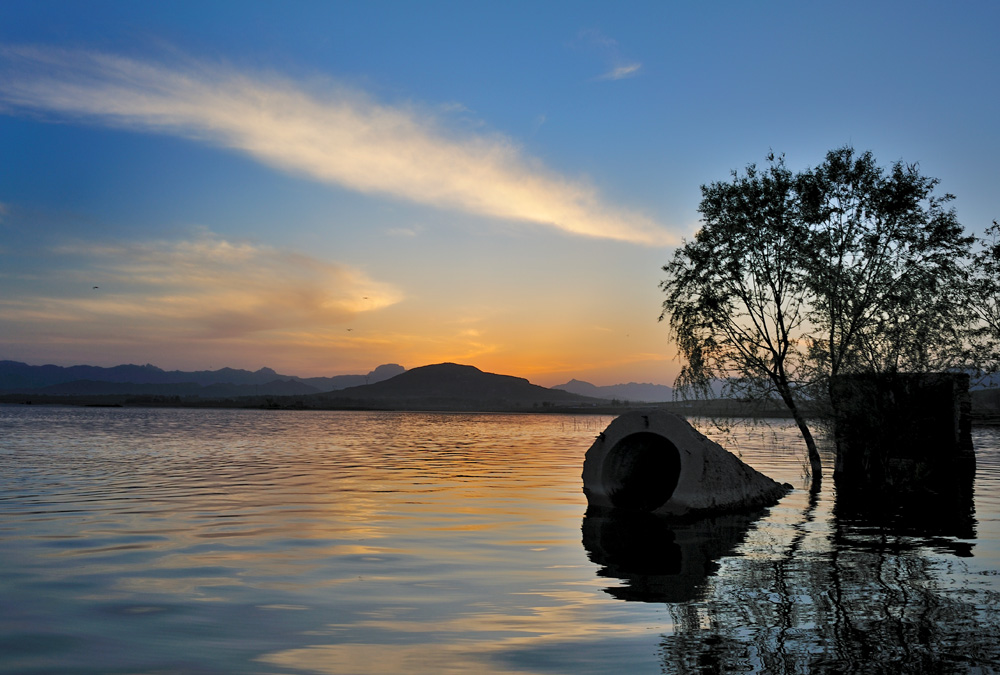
0 46 674 246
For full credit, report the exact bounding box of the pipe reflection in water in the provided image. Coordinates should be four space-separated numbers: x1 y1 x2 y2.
587 462 1000 672
581 508 765 604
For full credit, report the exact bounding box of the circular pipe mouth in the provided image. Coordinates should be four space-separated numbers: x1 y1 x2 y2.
601 431 681 512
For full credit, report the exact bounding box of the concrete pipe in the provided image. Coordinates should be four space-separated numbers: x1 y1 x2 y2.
583 410 790 517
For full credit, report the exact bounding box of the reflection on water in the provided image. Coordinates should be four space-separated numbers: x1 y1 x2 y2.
649 423 1000 673
1 408 668 674
656 494 1000 673
2 408 1000 673
582 508 764 603
835 475 977 557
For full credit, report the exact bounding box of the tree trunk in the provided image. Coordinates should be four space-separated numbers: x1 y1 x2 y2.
791 407 823 493
776 384 823 491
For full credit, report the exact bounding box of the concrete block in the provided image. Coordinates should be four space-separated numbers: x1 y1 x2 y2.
831 372 975 491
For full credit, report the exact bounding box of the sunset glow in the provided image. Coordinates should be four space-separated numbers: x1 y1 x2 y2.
2 3 997 387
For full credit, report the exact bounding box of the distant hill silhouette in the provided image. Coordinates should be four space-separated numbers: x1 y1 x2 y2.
315 363 605 410
5 357 997 420
553 378 674 402
0 360 608 410
25 378 321 398
0 360 405 397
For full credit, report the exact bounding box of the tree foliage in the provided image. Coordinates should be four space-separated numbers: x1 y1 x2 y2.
660 152 822 482
660 147 984 487
797 148 974 382
969 219 1000 374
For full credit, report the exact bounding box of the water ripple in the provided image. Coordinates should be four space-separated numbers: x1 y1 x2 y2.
2 407 999 673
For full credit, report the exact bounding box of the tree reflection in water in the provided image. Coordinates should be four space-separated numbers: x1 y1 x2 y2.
583 473 1000 673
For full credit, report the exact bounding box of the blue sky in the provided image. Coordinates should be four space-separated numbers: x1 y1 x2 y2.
1 1 997 386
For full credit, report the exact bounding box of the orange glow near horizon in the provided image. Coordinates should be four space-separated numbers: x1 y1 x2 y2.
0 229 681 387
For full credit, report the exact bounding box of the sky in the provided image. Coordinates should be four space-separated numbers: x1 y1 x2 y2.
1 1 998 387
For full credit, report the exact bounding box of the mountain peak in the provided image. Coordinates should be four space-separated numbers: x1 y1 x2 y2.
320 362 593 409
368 363 406 379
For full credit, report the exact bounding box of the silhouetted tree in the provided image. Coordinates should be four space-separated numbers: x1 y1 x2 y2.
660 153 821 484
969 219 1000 374
660 147 979 488
796 147 975 396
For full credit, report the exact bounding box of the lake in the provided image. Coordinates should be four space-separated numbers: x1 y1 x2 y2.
2 406 1000 673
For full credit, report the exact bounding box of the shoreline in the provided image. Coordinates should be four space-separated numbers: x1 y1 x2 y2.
3 394 999 426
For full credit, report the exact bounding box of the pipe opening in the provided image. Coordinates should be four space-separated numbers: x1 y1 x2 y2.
601 431 682 512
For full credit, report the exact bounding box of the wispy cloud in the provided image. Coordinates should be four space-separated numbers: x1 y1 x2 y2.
576 29 643 82
386 225 421 238
598 63 642 81
0 233 401 342
0 46 673 246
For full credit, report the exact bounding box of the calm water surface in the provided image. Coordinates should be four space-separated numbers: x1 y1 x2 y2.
2 407 999 673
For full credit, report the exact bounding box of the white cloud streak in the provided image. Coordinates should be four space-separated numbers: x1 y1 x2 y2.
0 46 674 246
577 29 643 83
599 63 642 81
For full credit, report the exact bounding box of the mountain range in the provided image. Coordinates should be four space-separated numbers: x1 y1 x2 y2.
4 359 997 419
0 360 405 397
0 361 611 411
0 360 674 403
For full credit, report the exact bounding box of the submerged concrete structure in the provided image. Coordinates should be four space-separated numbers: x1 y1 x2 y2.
583 410 790 517
831 372 975 492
